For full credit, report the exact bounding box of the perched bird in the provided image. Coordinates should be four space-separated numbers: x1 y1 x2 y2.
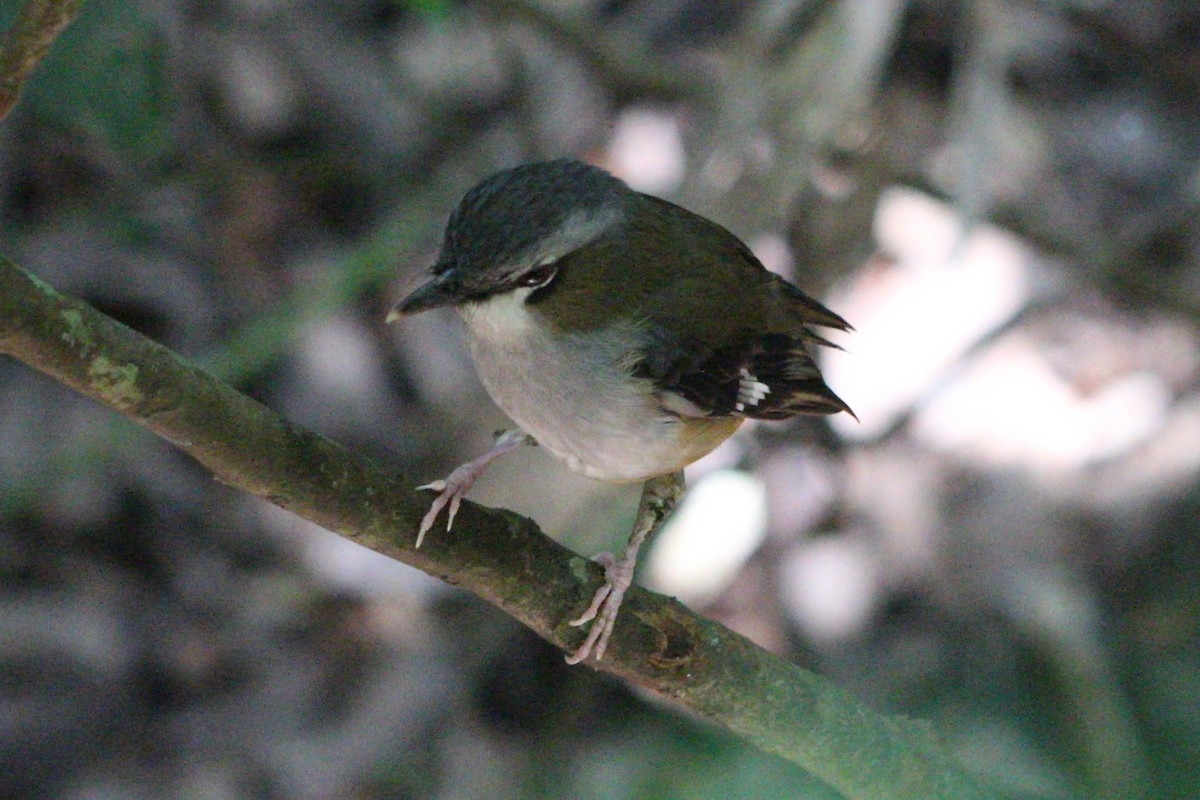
390 159 852 664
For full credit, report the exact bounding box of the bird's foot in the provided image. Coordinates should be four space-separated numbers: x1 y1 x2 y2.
414 464 479 548
414 429 532 548
565 551 632 664
564 470 686 664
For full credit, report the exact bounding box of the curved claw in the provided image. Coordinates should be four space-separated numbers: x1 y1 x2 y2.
565 551 631 664
414 469 475 547
567 584 611 628
411 429 534 549
445 494 463 532
567 552 616 627
415 489 453 548
565 585 624 664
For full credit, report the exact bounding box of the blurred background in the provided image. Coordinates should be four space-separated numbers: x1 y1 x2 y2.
2 0 1198 798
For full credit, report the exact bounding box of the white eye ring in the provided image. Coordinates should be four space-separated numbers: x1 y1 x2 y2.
516 262 558 289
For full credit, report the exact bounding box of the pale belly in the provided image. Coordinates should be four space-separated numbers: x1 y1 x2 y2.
461 301 740 483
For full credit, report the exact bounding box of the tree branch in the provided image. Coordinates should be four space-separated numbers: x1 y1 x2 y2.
0 0 87 120
0 255 993 800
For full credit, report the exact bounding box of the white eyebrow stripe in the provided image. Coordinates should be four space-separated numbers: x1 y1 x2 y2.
512 206 623 269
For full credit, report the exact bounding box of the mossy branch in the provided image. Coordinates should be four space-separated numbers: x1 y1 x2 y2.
0 257 995 799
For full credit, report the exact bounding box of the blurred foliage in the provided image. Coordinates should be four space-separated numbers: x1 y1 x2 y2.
18 0 170 162
1 0 1198 798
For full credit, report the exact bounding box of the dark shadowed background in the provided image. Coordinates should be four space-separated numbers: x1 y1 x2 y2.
1 1 1198 798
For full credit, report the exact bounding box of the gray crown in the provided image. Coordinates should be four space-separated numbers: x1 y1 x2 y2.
434 159 628 278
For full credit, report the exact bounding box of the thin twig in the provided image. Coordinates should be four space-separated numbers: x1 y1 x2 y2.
0 0 87 120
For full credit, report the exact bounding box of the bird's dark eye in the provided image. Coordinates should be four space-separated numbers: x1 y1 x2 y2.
516 263 558 289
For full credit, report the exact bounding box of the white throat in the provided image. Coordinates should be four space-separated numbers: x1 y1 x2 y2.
459 287 540 345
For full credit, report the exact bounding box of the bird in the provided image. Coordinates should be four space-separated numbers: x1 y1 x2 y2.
389 158 852 664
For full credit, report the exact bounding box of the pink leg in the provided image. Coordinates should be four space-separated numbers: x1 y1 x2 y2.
565 471 685 664
415 429 532 548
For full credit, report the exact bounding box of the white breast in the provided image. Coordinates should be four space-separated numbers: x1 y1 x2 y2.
459 292 704 483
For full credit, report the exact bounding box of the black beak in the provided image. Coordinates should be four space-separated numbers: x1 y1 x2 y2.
386 271 463 321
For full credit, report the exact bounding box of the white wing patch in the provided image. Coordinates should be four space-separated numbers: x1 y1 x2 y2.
735 367 771 412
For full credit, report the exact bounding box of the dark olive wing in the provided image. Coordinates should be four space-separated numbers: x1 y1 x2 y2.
620 193 853 420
